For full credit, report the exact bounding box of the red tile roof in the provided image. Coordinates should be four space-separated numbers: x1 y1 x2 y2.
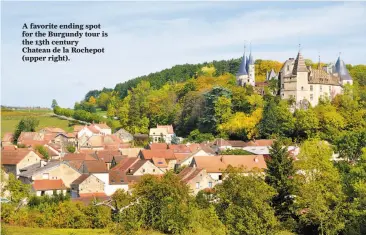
188 144 201 152
140 149 175 160
94 123 110 129
169 144 191 153
245 139 274 147
32 179 66 191
1 149 39 165
152 157 168 168
82 160 108 173
63 153 97 161
2 133 14 142
111 157 139 172
178 167 205 183
149 143 168 150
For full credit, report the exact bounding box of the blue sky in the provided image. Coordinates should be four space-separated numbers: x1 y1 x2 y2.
1 1 366 108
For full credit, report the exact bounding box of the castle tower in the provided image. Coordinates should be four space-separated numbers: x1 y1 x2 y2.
236 45 249 86
292 50 308 106
247 44 255 87
334 54 353 86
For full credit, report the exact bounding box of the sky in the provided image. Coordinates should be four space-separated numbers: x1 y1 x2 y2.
1 1 366 108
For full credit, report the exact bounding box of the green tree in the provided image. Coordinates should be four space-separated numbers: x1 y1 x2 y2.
294 108 319 139
259 99 295 138
294 140 346 235
265 140 296 223
13 117 40 144
215 167 280 235
51 99 58 109
66 145 76 153
186 129 215 143
35 145 50 160
5 174 31 203
200 86 232 133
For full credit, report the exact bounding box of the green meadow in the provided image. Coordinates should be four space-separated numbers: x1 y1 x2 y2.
1 109 73 137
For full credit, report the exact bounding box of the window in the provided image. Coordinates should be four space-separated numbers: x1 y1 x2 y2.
153 169 155 172
301 86 304 91
219 175 223 181
142 169 146 173
208 182 213 188
310 85 313 91
310 94 313 100
195 182 200 189
282 84 284 89
287 65 289 71
329 86 331 92
320 86 322 92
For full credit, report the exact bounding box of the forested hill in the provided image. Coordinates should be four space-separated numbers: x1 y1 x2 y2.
84 58 283 101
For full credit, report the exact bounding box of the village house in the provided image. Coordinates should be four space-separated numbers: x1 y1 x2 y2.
139 149 176 170
53 133 77 146
112 157 164 176
80 160 108 174
70 174 105 198
190 155 267 182
178 167 216 195
149 125 175 144
32 179 67 196
92 150 125 170
18 161 82 187
1 133 14 146
1 148 42 176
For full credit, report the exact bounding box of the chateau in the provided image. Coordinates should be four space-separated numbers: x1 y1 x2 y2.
236 47 353 108
236 46 255 87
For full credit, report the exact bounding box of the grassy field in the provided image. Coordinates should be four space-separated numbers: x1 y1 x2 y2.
1 109 73 137
2 226 165 235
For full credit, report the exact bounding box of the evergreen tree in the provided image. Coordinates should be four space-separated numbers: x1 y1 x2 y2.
265 140 296 222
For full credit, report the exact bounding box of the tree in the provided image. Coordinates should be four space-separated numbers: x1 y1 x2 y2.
265 140 296 223
51 99 58 109
13 117 40 144
66 145 76 153
35 145 50 160
294 108 319 139
200 86 232 133
186 129 215 143
5 173 31 203
335 130 366 162
215 167 280 235
294 140 346 235
171 135 180 144
259 99 295 138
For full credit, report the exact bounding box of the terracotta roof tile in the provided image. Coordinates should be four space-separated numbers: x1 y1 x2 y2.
140 149 175 160
32 179 66 191
193 156 227 173
94 123 110 129
120 148 143 157
2 133 14 142
169 144 191 153
188 144 201 152
82 160 108 173
1 149 38 165
152 157 168 168
221 155 267 171
245 139 274 147
63 153 96 161
111 157 139 172
149 143 168 150
71 174 90 185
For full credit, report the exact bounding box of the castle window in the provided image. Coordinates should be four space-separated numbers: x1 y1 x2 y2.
329 86 331 92
310 94 313 100
301 86 304 91
320 86 322 92
287 65 289 71
310 85 313 91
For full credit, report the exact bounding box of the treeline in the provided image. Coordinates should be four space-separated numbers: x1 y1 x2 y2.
53 106 103 123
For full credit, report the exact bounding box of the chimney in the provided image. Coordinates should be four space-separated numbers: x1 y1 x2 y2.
40 160 47 167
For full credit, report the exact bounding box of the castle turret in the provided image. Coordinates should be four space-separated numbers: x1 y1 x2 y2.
247 48 255 87
236 46 249 86
334 55 353 85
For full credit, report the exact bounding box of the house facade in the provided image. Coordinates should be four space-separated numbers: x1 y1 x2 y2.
70 174 105 198
1 149 42 176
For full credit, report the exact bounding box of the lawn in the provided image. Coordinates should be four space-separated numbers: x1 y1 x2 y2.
2 226 165 235
1 109 73 137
